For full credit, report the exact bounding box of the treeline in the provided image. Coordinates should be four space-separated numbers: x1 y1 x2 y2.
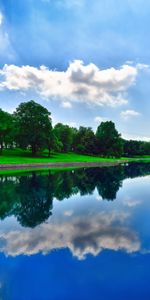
0 100 149 157
0 163 150 228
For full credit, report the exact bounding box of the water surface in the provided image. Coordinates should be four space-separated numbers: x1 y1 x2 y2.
0 163 150 300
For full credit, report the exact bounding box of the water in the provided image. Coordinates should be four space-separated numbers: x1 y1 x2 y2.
0 163 150 300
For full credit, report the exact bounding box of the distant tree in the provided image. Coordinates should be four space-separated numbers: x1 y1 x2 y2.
14 100 52 156
96 121 123 157
0 109 14 154
123 140 147 157
74 126 96 154
54 123 74 152
143 141 150 155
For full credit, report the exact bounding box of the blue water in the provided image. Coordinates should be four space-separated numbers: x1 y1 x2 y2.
0 164 150 299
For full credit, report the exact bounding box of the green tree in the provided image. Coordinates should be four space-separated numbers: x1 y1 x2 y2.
143 141 150 155
96 121 123 157
14 100 52 156
0 109 14 154
74 126 96 154
46 129 63 155
54 123 74 152
123 139 150 157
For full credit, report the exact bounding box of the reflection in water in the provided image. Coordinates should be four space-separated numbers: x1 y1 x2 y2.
0 163 149 259
0 163 150 227
0 210 140 259
15 174 53 227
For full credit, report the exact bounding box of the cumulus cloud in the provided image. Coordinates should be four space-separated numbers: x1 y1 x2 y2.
0 60 147 107
121 109 141 120
0 210 140 260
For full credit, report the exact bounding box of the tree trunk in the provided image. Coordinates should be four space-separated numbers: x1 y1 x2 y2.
32 145 37 156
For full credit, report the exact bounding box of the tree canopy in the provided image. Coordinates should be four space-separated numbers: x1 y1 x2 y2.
0 109 14 154
96 121 123 158
54 123 74 152
0 100 149 158
74 126 96 154
14 100 52 155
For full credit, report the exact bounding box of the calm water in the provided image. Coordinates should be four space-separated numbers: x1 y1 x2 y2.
0 163 150 300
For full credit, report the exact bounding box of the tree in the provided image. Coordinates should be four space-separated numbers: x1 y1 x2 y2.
54 123 74 152
74 126 96 154
0 109 14 154
123 139 150 157
96 121 123 157
46 129 63 155
14 100 52 156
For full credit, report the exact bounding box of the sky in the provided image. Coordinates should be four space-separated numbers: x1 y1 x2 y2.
0 0 150 140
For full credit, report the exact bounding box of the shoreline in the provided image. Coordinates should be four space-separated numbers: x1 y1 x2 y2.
0 160 129 170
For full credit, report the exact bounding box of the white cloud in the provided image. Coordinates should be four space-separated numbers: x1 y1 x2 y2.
0 60 147 107
61 101 72 108
94 116 108 123
0 12 3 26
121 109 141 120
122 133 150 141
64 210 74 216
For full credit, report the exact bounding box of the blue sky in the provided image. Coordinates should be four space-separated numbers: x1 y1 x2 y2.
0 0 150 140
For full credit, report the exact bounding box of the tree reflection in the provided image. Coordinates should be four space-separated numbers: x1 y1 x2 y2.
14 173 53 227
0 163 150 227
92 166 123 200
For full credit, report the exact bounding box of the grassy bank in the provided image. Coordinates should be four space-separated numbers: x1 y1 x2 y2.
0 148 128 175
0 149 149 176
0 149 127 164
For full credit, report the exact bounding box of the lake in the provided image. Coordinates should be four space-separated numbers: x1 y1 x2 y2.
0 163 150 300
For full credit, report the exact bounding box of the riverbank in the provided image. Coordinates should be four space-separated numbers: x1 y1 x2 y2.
0 149 149 173
0 160 128 170
0 149 127 164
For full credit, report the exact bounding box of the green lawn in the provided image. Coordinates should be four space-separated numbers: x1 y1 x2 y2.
0 149 150 168
0 148 127 164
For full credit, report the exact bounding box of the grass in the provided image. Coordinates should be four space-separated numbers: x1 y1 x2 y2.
0 149 150 177
0 148 122 176
0 148 127 164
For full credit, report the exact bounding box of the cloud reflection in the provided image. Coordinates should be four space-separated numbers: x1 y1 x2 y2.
0 210 140 260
